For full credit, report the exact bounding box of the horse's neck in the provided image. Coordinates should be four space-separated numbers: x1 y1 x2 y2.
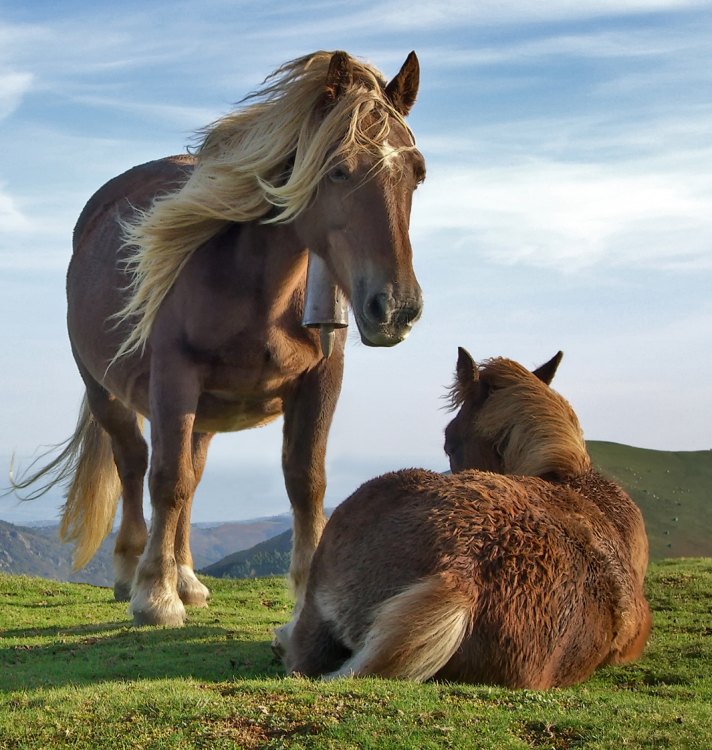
210 221 310 300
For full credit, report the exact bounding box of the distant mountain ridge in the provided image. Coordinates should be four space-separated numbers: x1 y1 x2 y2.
0 520 114 585
0 515 291 586
2 441 710 584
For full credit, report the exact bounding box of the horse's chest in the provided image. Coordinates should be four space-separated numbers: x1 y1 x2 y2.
193 329 320 433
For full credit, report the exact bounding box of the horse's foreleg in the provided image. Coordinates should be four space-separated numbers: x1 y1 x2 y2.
130 366 200 627
281 349 344 612
174 431 214 607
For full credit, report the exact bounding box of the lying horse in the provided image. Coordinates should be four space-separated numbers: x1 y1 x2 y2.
283 348 651 688
11 51 425 627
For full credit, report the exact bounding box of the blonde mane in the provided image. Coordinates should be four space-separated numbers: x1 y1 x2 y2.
114 51 415 362
462 357 591 479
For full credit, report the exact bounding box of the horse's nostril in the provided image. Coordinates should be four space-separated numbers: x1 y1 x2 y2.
366 293 389 323
365 292 422 328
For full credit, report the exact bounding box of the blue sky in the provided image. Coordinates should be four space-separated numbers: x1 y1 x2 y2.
1 1 710 524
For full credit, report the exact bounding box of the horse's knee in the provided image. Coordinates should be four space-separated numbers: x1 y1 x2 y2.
115 448 148 487
149 464 196 509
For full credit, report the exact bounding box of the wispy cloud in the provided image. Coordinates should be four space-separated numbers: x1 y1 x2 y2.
0 70 33 120
246 0 708 39
0 184 30 233
68 94 220 131
414 145 712 273
421 21 711 71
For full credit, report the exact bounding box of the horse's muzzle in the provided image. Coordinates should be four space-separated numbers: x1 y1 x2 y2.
356 286 423 347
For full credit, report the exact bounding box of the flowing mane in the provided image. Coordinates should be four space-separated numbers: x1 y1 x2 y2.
448 357 591 479
114 51 416 361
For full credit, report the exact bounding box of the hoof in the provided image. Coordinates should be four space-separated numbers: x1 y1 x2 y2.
130 603 186 628
179 589 210 607
113 582 132 602
129 588 186 627
177 565 211 607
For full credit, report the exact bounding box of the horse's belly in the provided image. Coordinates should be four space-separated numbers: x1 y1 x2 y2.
195 392 283 433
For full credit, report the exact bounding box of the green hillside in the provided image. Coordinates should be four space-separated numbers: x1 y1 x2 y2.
587 441 712 559
0 516 293 585
1 560 710 749
201 528 293 579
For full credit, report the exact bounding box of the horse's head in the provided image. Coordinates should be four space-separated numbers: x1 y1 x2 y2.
444 347 590 479
293 51 425 347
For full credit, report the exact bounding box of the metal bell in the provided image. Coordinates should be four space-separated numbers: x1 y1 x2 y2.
302 252 349 357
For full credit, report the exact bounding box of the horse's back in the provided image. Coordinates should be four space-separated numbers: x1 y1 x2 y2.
67 156 195 398
72 155 195 255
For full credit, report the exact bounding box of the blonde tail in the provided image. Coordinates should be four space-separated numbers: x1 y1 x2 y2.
326 573 474 682
9 396 121 569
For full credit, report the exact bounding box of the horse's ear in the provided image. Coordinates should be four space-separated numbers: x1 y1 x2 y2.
385 51 419 116
532 351 563 385
456 346 479 388
321 51 353 111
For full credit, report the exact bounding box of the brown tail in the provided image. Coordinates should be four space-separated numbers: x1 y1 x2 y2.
326 572 474 681
8 396 122 569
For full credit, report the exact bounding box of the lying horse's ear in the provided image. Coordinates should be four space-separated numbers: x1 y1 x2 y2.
456 346 479 388
385 51 419 116
532 351 563 385
321 51 353 111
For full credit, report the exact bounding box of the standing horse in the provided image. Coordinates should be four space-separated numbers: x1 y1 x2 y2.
283 348 651 688
12 51 425 627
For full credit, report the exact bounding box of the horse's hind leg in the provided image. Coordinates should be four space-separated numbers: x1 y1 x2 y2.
83 379 149 601
173 431 213 607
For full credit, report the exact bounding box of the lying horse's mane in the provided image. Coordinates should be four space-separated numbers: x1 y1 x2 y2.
114 51 415 362
448 357 591 479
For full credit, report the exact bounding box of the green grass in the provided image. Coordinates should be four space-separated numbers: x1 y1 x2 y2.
1 560 711 749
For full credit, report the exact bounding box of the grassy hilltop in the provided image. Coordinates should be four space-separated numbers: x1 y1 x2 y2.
587 441 712 559
1 558 711 749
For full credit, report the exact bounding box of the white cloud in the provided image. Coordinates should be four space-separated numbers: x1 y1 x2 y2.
421 23 710 71
0 185 31 233
246 0 708 39
68 94 220 131
0 70 32 120
414 157 712 272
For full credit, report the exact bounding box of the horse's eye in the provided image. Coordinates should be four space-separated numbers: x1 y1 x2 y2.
329 166 350 183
